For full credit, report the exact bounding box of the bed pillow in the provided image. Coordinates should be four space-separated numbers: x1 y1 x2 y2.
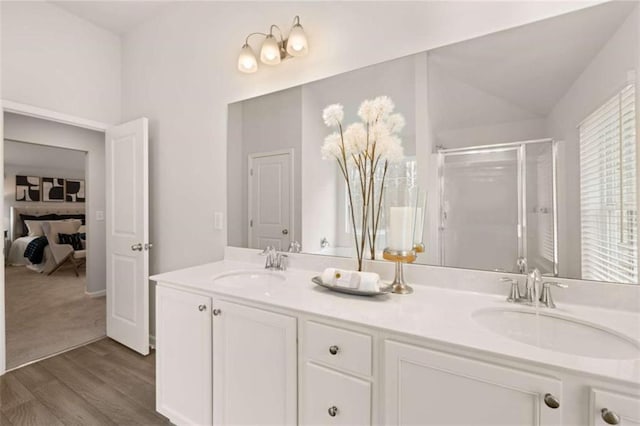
58 233 84 251
19 214 59 236
42 220 82 244
24 220 62 237
58 214 86 225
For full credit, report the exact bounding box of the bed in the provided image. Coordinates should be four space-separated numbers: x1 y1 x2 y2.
8 206 86 273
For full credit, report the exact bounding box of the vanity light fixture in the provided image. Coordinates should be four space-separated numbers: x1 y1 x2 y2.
237 15 308 74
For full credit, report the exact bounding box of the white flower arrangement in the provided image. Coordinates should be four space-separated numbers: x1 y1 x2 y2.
321 96 405 270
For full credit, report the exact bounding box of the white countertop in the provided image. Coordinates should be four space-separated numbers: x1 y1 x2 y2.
151 260 640 385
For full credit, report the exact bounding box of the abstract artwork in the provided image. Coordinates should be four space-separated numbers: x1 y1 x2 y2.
15 176 41 201
65 179 86 202
42 177 65 202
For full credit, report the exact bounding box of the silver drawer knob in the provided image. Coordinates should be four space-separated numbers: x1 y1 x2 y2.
329 345 339 355
601 408 621 425
328 406 338 417
212 309 222 316
543 393 560 409
198 305 206 312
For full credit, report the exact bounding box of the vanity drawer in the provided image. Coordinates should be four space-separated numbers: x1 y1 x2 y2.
302 362 371 426
304 321 372 377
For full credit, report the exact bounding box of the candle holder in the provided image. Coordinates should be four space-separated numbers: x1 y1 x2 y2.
383 248 416 294
383 179 426 295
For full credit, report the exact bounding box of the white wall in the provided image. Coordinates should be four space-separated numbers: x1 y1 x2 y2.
548 7 638 278
0 1 121 124
3 113 106 294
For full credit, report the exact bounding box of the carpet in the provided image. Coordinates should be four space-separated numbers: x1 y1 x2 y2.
5 263 106 369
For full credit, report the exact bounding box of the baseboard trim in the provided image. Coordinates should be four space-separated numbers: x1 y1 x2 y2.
85 289 106 298
149 334 156 349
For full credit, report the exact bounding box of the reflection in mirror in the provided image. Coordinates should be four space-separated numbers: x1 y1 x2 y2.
228 2 638 284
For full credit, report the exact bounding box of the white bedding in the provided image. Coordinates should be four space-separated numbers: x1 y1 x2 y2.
7 236 37 266
7 236 55 273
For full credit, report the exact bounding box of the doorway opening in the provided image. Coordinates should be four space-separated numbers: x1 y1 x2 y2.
3 112 106 370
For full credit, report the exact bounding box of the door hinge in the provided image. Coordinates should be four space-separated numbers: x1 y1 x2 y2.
250 168 253 176
250 219 253 227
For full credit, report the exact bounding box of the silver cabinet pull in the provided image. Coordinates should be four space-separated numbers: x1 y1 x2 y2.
282 229 289 235
601 408 621 425
543 393 560 409
144 243 153 250
329 345 339 355
212 309 222 316
198 305 206 312
131 243 143 251
327 406 338 417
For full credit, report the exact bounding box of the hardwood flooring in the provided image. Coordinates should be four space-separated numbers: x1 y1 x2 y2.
0 338 169 425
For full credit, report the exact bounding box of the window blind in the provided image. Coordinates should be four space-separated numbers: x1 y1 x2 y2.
579 84 637 283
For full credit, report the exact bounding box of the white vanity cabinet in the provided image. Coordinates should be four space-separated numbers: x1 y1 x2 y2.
591 389 640 426
156 285 213 426
155 285 297 426
384 340 563 425
300 321 374 425
212 299 297 425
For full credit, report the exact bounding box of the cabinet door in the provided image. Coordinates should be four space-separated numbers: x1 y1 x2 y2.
591 389 640 426
384 340 562 426
301 362 371 426
213 299 297 425
156 285 212 426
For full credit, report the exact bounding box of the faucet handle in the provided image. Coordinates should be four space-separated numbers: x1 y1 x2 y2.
260 245 274 256
500 277 521 303
539 281 567 308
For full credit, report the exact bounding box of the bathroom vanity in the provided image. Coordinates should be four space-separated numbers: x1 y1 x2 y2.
151 251 640 426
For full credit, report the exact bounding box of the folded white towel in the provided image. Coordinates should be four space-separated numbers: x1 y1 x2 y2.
321 268 380 291
321 268 338 286
357 272 380 292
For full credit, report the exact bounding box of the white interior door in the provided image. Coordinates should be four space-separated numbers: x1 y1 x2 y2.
249 151 292 251
106 118 149 355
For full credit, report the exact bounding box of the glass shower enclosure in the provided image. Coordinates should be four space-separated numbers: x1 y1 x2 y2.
437 139 558 275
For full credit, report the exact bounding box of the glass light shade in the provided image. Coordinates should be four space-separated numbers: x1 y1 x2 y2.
384 179 418 251
260 35 281 65
237 44 258 73
286 24 308 57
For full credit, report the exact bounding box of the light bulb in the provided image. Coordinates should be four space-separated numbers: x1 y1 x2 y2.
286 24 308 57
260 35 281 65
237 44 257 73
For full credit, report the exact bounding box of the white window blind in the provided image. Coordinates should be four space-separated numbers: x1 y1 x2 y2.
579 84 637 283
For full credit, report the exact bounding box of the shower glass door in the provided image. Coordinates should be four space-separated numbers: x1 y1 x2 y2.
439 148 521 272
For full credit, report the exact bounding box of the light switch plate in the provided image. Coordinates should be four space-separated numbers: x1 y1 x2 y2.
96 210 105 221
214 211 223 230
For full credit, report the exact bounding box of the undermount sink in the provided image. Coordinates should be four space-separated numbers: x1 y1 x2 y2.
472 308 640 360
212 270 286 285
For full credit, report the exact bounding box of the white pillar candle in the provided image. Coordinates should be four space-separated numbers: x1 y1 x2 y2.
388 206 414 250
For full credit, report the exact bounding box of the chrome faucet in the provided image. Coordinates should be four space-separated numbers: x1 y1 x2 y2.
287 241 301 253
260 246 288 271
500 269 567 308
524 268 542 304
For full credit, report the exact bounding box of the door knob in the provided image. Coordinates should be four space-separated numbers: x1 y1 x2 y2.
282 229 289 235
543 393 560 409
601 408 621 425
131 243 143 251
329 345 339 355
144 243 153 250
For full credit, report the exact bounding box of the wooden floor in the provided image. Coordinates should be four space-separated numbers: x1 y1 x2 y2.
0 338 170 425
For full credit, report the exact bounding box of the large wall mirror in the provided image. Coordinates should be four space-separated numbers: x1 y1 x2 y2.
228 2 639 285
